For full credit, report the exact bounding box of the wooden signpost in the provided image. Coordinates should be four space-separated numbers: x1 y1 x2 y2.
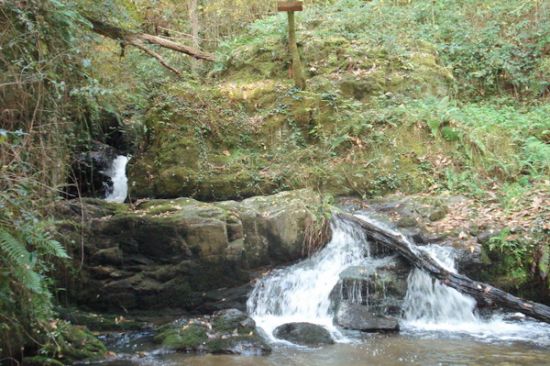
278 1 306 90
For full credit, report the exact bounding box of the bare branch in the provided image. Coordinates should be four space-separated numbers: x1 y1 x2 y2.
130 40 182 76
87 18 215 62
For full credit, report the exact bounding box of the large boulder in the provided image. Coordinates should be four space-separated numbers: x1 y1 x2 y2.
273 322 334 346
55 189 330 311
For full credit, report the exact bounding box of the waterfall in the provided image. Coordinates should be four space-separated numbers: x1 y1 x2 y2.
247 212 550 346
401 245 550 345
403 245 478 324
247 218 369 341
104 155 129 203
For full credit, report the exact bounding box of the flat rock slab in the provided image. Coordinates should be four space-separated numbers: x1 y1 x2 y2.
273 322 334 346
335 302 399 332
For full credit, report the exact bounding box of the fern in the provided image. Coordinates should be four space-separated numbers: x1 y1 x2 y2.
0 229 31 266
14 266 45 295
41 238 70 259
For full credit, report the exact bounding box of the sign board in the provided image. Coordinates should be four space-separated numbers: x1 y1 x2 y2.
277 1 303 12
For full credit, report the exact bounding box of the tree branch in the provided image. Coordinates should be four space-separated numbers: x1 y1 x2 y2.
130 40 181 76
87 18 215 62
337 212 550 324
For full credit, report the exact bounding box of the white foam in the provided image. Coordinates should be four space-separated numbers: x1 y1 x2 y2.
104 155 129 203
247 218 369 342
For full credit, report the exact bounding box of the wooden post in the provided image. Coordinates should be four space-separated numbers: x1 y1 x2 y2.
278 2 306 90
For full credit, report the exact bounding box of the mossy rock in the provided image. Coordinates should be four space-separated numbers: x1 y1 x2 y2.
154 313 270 356
211 308 255 334
39 321 107 364
21 356 65 366
156 323 209 351
57 308 145 332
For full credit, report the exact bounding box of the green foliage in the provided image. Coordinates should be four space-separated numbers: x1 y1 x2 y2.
220 0 549 98
488 229 529 265
0 184 70 359
481 228 543 293
0 0 90 361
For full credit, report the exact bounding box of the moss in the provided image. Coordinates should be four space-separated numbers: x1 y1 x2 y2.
39 321 107 364
57 308 144 331
158 323 208 351
22 356 65 366
477 233 549 303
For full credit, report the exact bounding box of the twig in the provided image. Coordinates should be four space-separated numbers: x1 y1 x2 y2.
130 40 182 76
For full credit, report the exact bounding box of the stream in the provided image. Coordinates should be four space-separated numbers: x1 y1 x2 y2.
83 213 550 365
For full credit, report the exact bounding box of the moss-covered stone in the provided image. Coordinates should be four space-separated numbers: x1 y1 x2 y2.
38 321 107 364
158 323 209 351
55 189 329 311
154 312 270 356
211 309 254 334
57 308 145 332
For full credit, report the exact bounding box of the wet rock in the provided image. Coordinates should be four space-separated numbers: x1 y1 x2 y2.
211 308 255 333
66 141 118 199
154 314 270 355
206 335 271 355
335 302 399 332
455 244 484 277
334 258 410 317
273 322 334 346
91 247 123 265
195 283 252 313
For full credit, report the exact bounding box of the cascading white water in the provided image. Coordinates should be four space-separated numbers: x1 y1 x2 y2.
104 155 129 203
247 218 370 341
403 245 477 324
402 244 550 345
248 212 550 346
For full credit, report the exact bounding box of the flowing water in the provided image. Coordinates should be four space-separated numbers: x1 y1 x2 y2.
85 213 550 365
247 218 369 341
248 214 550 346
104 155 129 203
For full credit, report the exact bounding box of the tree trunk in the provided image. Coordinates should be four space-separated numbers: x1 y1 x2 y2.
87 18 214 63
188 0 201 72
337 212 550 324
287 11 306 90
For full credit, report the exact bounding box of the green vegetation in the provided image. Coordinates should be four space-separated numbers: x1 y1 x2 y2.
1 0 549 362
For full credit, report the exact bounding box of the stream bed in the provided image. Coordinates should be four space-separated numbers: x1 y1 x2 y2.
85 330 550 366
82 210 550 366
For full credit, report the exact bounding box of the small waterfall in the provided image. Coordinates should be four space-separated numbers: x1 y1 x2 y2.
104 155 129 203
247 218 369 341
401 244 550 345
403 245 478 324
247 212 550 346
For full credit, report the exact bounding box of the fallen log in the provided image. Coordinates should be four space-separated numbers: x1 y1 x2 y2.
86 18 215 75
337 212 550 324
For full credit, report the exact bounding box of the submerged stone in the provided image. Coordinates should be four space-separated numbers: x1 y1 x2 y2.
273 322 334 346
